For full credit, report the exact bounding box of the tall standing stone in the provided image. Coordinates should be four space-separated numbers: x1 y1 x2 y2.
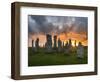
64 41 69 54
45 34 52 52
74 40 76 47
58 38 62 52
69 39 72 47
68 39 72 52
62 41 65 48
32 40 34 48
53 35 57 49
65 41 68 47
32 40 34 51
35 38 39 51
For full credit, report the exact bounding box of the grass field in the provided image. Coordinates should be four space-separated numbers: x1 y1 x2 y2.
28 47 88 66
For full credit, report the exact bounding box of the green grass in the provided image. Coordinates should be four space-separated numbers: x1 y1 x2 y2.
28 47 88 66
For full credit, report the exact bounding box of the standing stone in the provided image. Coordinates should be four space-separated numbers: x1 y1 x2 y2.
64 41 69 54
32 40 35 52
45 34 52 52
69 39 72 47
58 38 62 52
65 41 68 48
74 40 76 47
32 40 34 48
62 41 65 48
77 42 84 58
35 38 39 51
68 39 72 52
53 35 57 49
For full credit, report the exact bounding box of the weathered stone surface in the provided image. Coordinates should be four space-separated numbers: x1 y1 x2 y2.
64 41 69 54
35 38 39 51
45 34 52 52
77 42 84 58
32 40 34 48
54 35 57 48
58 38 62 52
74 40 76 47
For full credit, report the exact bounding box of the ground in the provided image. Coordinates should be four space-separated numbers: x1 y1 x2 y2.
28 47 88 66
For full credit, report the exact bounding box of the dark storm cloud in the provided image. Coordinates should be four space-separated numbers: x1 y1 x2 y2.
28 15 88 35
28 15 55 34
75 17 88 33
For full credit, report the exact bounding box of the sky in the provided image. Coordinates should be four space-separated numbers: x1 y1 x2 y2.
28 15 88 47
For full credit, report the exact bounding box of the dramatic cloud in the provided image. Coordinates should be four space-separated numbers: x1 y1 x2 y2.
28 15 88 47
28 15 55 35
28 15 88 35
